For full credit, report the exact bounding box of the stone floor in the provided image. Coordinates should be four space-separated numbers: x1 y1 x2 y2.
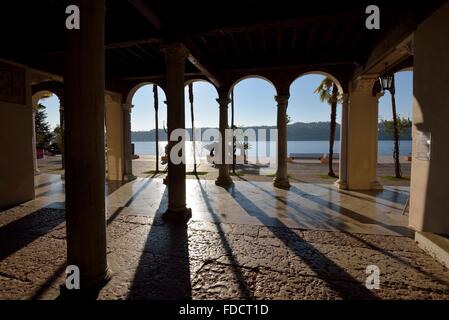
0 174 448 300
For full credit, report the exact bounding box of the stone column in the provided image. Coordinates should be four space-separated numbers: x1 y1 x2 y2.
59 101 65 170
31 106 39 174
335 93 349 189
346 76 381 190
409 2 449 235
273 95 291 189
63 0 110 290
122 103 136 181
215 94 233 188
162 43 191 221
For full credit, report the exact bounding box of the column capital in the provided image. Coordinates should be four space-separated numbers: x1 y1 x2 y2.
122 103 133 111
275 95 290 107
341 93 349 104
216 97 231 108
351 76 378 95
161 43 189 58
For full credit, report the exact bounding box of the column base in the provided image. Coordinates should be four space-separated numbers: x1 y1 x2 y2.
370 180 383 190
123 173 137 182
215 175 234 188
273 177 291 190
59 266 112 299
162 207 192 223
334 179 348 190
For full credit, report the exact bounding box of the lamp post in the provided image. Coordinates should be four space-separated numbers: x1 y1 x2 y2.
379 66 402 178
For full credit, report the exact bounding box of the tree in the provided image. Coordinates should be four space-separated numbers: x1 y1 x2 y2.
188 83 197 174
48 125 62 154
314 78 340 177
380 115 412 177
388 75 402 178
153 85 160 172
35 104 54 150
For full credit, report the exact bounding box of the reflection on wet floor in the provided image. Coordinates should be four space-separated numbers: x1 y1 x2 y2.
33 173 410 236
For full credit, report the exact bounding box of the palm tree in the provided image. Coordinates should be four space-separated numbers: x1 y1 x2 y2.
153 85 159 173
188 83 197 175
389 75 402 178
314 77 340 177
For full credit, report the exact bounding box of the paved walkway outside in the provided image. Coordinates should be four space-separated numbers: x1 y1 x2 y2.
1 174 448 300
37 155 412 186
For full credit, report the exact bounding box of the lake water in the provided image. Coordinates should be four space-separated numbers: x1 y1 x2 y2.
132 140 412 157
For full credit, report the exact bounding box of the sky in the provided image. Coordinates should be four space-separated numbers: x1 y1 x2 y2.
39 71 413 131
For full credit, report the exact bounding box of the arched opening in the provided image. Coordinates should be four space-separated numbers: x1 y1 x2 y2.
128 83 167 177
377 69 413 186
288 72 344 183
31 90 63 177
229 76 278 177
183 80 218 176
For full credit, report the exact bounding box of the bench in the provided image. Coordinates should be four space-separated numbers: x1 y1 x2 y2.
289 153 340 160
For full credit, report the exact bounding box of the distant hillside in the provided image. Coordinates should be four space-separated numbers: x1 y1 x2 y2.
132 121 411 141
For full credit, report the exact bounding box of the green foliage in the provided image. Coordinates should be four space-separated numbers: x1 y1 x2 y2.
314 77 340 105
381 175 410 181
48 125 62 154
380 116 412 137
35 104 54 150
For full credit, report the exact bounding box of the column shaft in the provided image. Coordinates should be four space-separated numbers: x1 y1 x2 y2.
273 95 290 189
335 94 349 189
346 77 381 190
122 103 136 181
215 96 233 187
59 103 65 170
64 0 110 289
31 108 39 174
163 43 191 220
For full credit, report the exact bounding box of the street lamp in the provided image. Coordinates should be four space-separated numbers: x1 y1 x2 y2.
379 66 393 92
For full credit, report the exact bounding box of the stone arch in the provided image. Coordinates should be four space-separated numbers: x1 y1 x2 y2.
125 82 167 105
32 90 55 107
32 81 64 104
289 70 345 94
185 78 217 89
229 75 278 98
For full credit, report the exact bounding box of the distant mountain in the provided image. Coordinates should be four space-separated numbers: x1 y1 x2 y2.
131 121 411 141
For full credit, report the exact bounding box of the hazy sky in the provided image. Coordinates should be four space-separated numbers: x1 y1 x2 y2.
40 71 413 131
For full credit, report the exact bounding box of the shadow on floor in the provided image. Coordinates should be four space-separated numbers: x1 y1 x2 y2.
195 177 253 298
0 203 65 262
227 186 380 300
290 185 412 237
127 187 192 299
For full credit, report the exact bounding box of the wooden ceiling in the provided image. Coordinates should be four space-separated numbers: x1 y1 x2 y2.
0 0 446 87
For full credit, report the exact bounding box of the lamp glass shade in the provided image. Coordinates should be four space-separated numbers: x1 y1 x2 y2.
380 74 393 91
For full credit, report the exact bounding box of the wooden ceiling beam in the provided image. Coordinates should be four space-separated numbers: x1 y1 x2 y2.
127 0 161 30
183 40 223 87
135 44 163 64
260 29 267 54
229 33 241 56
192 11 362 37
